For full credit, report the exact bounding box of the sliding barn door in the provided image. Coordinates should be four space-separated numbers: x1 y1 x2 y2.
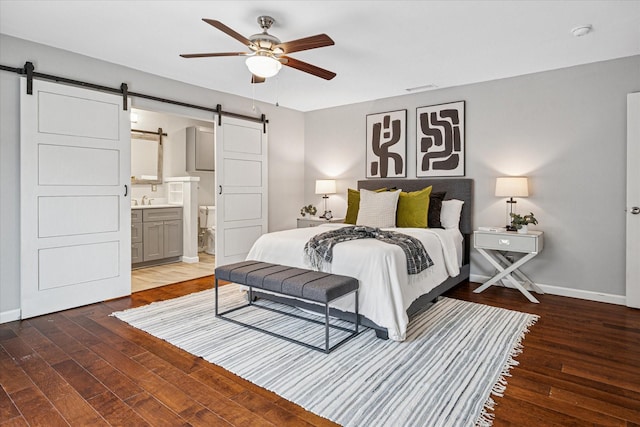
215 117 268 267
20 79 131 318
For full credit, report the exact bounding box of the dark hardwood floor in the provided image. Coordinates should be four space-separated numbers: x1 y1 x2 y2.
1 277 639 426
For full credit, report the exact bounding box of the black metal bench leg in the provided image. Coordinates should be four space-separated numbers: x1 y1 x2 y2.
355 290 359 334
215 277 219 316
325 303 330 353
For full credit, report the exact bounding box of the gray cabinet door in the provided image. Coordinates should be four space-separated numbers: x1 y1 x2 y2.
131 222 143 243
187 126 214 171
131 243 143 264
195 128 215 171
164 220 183 258
143 221 164 261
134 207 183 265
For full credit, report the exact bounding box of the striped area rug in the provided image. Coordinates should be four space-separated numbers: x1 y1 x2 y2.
112 285 538 426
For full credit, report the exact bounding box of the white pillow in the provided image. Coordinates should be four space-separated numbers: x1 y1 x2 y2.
440 199 464 229
356 189 401 228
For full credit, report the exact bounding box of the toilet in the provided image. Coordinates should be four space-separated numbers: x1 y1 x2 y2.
198 206 216 255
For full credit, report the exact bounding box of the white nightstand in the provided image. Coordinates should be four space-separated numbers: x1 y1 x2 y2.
473 230 545 303
297 217 345 228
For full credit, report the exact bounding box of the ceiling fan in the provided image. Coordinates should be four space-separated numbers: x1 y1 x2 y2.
180 16 336 83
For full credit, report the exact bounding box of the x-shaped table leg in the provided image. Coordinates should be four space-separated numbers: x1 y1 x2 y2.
493 251 545 295
474 248 541 303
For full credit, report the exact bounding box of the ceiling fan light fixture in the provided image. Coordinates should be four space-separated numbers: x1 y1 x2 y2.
246 54 282 78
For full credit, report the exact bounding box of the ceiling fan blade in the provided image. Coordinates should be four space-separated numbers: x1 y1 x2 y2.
275 34 334 54
281 56 336 80
251 74 266 84
180 52 247 58
203 19 253 47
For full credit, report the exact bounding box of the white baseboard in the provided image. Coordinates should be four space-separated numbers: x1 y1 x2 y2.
0 309 21 324
469 274 626 306
181 256 199 264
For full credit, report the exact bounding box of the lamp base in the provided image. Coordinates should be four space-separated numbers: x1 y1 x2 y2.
319 210 333 220
319 195 330 220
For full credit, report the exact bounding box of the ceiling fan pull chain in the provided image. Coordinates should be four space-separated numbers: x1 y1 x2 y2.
252 83 256 111
275 75 279 107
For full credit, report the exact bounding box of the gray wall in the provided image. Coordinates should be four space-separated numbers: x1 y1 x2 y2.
304 55 640 297
0 35 305 317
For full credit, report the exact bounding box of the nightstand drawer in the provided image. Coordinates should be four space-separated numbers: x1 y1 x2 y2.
297 217 345 228
474 232 541 253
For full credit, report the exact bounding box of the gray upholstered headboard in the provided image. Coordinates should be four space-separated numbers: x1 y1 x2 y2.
357 178 473 234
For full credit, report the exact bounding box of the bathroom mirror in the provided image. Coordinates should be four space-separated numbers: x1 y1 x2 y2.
131 128 164 185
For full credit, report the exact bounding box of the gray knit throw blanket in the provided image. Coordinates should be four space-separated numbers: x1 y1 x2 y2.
304 226 433 275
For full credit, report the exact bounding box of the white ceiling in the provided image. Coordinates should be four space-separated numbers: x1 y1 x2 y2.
1 1 639 112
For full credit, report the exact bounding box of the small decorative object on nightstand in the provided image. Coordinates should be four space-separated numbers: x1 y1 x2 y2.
510 212 538 234
300 205 317 217
473 229 544 303
297 217 344 228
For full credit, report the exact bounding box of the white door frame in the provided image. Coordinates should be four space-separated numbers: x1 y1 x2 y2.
627 92 640 308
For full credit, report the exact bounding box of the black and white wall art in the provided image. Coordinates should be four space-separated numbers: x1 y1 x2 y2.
416 101 465 177
366 110 407 178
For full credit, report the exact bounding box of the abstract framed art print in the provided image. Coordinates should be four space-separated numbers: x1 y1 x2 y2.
366 109 407 178
416 101 465 177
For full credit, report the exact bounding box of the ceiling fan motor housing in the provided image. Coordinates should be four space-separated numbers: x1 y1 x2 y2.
250 16 282 54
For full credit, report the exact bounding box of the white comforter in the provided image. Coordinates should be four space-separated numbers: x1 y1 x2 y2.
246 224 463 341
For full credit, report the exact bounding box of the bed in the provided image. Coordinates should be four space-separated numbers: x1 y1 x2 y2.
246 178 473 341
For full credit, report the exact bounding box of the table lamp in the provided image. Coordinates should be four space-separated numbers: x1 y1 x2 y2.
315 179 336 220
495 177 529 230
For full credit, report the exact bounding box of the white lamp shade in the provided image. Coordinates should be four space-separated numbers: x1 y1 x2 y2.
315 179 336 195
495 177 529 197
245 55 282 78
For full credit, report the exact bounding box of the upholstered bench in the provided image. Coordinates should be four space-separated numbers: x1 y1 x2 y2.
215 260 360 353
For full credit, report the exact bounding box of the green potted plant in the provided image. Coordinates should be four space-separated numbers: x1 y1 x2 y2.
510 212 538 234
300 205 317 217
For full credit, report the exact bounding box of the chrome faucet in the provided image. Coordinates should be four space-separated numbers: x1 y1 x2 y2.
141 195 148 205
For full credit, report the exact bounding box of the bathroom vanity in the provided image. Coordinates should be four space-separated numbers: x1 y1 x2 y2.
132 206 183 267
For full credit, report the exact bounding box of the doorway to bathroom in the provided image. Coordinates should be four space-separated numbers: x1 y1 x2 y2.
129 107 216 292
128 103 268 293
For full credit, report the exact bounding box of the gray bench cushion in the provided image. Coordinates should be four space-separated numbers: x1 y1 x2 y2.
215 261 358 303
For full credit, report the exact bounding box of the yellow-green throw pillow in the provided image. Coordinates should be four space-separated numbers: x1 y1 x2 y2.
345 187 387 224
396 186 433 228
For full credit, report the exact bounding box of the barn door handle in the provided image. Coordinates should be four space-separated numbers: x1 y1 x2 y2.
219 185 223 195
124 184 128 197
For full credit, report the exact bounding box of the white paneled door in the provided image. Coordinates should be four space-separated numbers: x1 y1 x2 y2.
215 117 268 267
20 79 131 318
627 92 640 308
